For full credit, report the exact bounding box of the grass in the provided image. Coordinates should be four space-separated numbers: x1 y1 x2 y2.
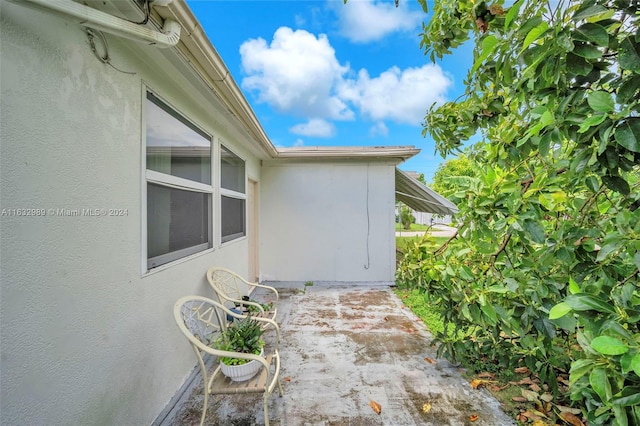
395 288 447 335
395 287 580 424
396 235 450 252
395 223 431 231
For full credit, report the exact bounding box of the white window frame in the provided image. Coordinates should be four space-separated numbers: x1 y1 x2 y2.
142 88 215 273
220 143 247 244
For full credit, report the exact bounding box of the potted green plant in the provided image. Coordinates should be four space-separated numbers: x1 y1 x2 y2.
214 315 265 382
245 300 273 314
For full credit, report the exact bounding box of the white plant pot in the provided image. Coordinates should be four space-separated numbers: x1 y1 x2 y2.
220 349 264 382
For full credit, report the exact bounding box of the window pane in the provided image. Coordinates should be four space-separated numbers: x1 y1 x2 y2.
146 93 211 184
221 196 245 242
221 145 245 193
147 183 211 268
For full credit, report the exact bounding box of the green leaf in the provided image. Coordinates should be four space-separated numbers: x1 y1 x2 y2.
522 219 545 243
611 387 640 407
557 30 574 51
565 294 615 313
522 22 549 51
481 303 497 324
579 114 607 133
585 176 600 193
549 302 572 319
569 277 580 294
621 352 635 374
570 358 597 383
574 23 609 47
632 353 640 376
504 0 523 31
597 242 622 262
573 42 602 59
618 76 640 104
614 118 640 153
590 367 612 402
588 91 614 113
602 175 631 195
566 52 594 76
573 4 609 22
591 336 629 355
619 37 640 73
472 35 498 73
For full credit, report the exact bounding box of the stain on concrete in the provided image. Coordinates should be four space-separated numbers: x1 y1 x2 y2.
166 282 515 426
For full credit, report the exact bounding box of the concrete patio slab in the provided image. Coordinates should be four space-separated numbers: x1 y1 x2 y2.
164 282 515 426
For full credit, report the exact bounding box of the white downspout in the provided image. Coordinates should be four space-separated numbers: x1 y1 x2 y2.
7 0 181 48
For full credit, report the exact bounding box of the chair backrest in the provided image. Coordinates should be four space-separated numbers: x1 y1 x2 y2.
174 296 227 353
206 267 248 308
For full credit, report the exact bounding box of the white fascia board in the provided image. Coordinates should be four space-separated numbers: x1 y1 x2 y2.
151 1 278 159
275 146 420 162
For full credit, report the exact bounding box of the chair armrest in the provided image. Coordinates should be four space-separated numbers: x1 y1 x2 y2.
216 300 280 344
249 282 279 302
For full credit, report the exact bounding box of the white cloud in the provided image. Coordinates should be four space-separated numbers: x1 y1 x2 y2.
334 0 423 43
339 64 452 125
240 26 452 130
240 27 354 120
294 138 305 147
290 119 336 138
369 122 388 137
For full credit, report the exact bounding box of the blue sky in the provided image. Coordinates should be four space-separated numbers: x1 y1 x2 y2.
186 0 473 182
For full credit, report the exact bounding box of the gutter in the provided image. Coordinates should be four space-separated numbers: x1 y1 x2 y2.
7 0 181 48
155 2 279 158
276 146 421 162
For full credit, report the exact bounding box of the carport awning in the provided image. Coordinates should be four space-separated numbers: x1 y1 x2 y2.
395 168 459 216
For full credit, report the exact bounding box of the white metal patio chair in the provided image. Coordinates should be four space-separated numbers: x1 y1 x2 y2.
206 267 279 329
174 295 283 426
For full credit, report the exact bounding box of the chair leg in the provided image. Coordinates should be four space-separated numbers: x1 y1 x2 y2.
200 389 208 426
263 393 270 426
277 378 284 397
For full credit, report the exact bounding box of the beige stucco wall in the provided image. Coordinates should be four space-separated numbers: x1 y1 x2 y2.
0 3 260 424
260 161 396 282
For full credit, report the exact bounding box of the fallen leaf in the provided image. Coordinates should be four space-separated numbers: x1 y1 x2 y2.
559 411 585 426
469 414 479 422
511 396 527 402
540 393 553 403
514 366 530 375
422 402 431 413
369 400 382 415
424 357 437 364
556 405 582 415
531 408 548 418
477 372 495 379
531 421 548 426
521 389 541 402
496 383 511 391
518 377 534 385
521 410 541 422
529 383 541 392
470 379 496 389
284 377 291 382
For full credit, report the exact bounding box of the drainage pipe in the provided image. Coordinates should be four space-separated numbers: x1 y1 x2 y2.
7 0 181 48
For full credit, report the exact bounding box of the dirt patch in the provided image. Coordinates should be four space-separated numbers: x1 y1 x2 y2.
345 331 428 364
339 290 397 308
403 386 483 426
